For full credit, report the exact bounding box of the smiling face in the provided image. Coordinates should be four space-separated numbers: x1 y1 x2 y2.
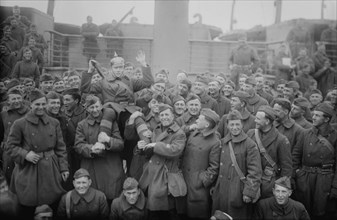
227 119 243 136
47 98 61 115
309 93 323 106
8 93 23 110
174 100 186 116
273 184 291 205
63 94 78 112
312 110 328 127
187 99 201 116
148 99 161 114
53 81 65 93
223 84 234 97
87 100 102 118
208 81 220 95
193 82 206 95
40 80 54 93
68 75 81 89
230 97 243 111
151 82 166 94
159 108 174 127
23 50 32 61
255 111 269 130
31 97 47 116
73 176 91 195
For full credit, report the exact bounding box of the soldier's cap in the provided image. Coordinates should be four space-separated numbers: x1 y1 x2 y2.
156 69 169 76
212 210 233 220
29 89 45 103
13 5 20 10
216 72 226 80
186 94 201 103
310 89 322 96
227 110 243 121
40 74 54 82
158 103 173 113
293 97 310 109
62 88 80 96
154 78 166 84
46 91 61 100
23 78 34 85
8 89 22 96
244 76 257 86
34 204 53 216
110 54 125 66
285 81 300 90
273 98 292 112
85 95 100 108
195 76 209 85
232 91 250 103
67 70 80 78
6 79 20 90
180 79 192 90
314 102 335 118
257 105 276 121
276 79 287 86
275 176 291 190
124 62 134 68
224 80 235 89
53 76 63 84
74 168 90 179
172 95 185 105
123 177 139 190
201 108 220 125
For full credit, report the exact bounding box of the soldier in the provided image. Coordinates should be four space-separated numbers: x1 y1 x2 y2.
243 76 268 115
138 104 187 220
273 98 305 153
247 105 292 199
254 177 310 220
172 96 186 118
46 91 67 140
192 76 219 113
81 16 100 61
1 26 20 55
222 80 235 99
81 51 153 173
67 70 81 89
57 168 109 219
294 48 315 76
182 108 221 219
292 102 337 219
168 78 193 101
176 94 202 135
255 73 274 104
23 24 48 55
273 44 293 82
291 97 313 129
312 59 337 97
313 42 329 71
6 89 69 218
110 177 147 220
19 37 44 69
212 110 262 219
229 32 260 88
218 91 256 138
1 5 32 30
0 41 16 80
8 18 25 49
1 89 30 183
309 89 323 112
52 77 65 94
286 19 311 58
283 81 301 103
155 69 174 90
74 95 125 205
62 88 87 190
208 80 230 118
39 74 54 94
11 47 40 87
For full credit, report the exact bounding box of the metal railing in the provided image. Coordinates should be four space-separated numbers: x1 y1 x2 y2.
45 30 289 76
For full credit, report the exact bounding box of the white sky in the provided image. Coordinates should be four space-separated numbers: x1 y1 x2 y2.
1 0 336 32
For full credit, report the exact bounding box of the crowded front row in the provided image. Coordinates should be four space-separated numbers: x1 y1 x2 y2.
0 51 337 220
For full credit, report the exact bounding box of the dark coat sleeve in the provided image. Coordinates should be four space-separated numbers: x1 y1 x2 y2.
6 120 29 165
132 65 154 93
54 121 69 172
74 120 94 158
200 138 221 188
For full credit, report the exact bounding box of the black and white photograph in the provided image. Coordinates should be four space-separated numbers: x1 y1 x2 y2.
0 0 336 219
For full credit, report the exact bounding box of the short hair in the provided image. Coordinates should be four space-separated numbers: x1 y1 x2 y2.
62 88 81 102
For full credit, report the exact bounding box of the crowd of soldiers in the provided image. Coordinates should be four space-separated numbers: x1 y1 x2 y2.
1 4 337 220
